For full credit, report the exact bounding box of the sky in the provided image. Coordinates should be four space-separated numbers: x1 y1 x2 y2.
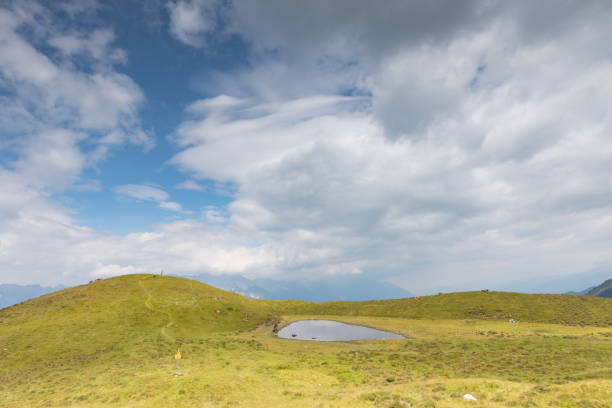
1 0 612 293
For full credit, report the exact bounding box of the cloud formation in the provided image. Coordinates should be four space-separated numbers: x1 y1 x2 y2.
2 1 612 294
166 0 218 47
114 184 183 212
0 1 152 283
164 0 612 290
176 180 205 191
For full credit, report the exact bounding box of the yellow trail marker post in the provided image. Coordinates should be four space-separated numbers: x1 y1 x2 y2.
173 349 182 376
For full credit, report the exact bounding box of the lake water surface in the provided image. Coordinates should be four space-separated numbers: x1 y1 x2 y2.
277 320 404 341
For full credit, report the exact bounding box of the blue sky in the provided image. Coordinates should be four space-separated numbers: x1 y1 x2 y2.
1 0 612 293
65 1 247 233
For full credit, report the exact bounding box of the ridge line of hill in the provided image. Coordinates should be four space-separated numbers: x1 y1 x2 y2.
2 274 610 327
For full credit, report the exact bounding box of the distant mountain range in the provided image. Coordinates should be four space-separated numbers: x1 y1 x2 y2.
476 266 611 295
565 278 612 298
565 287 593 295
177 273 413 302
0 284 65 309
2 273 610 309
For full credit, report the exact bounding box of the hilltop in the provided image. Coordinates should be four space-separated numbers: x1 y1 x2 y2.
1 274 611 407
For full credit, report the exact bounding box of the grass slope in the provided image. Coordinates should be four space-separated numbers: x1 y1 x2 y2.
1 274 611 408
272 290 612 327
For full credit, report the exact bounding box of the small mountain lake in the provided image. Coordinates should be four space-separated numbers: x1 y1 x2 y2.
277 320 404 341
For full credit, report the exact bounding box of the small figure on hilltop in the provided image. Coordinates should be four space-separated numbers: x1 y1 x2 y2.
272 322 279 333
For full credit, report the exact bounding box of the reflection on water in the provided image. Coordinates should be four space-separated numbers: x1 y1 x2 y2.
277 320 404 341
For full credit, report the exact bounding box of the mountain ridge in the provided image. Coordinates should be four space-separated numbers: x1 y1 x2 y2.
180 273 413 301
585 278 612 298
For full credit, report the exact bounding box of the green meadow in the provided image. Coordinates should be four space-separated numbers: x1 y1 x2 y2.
1 274 611 407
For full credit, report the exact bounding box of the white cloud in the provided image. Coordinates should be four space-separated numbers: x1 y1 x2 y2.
55 0 100 18
0 9 58 84
202 206 227 223
176 180 205 191
0 5 150 152
114 184 169 202
114 184 182 212
166 0 217 47
169 94 362 181
185 94 247 114
93 263 137 278
12 129 87 191
48 28 127 64
0 1 152 191
0 216 280 285
159 201 183 212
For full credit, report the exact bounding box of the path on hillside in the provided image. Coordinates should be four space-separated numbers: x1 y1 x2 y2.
138 279 175 343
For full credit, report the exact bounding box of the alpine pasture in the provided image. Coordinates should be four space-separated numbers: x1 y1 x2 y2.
1 274 611 407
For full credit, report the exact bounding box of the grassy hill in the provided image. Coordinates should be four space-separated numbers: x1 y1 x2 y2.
1 274 611 407
587 278 612 298
273 290 612 326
